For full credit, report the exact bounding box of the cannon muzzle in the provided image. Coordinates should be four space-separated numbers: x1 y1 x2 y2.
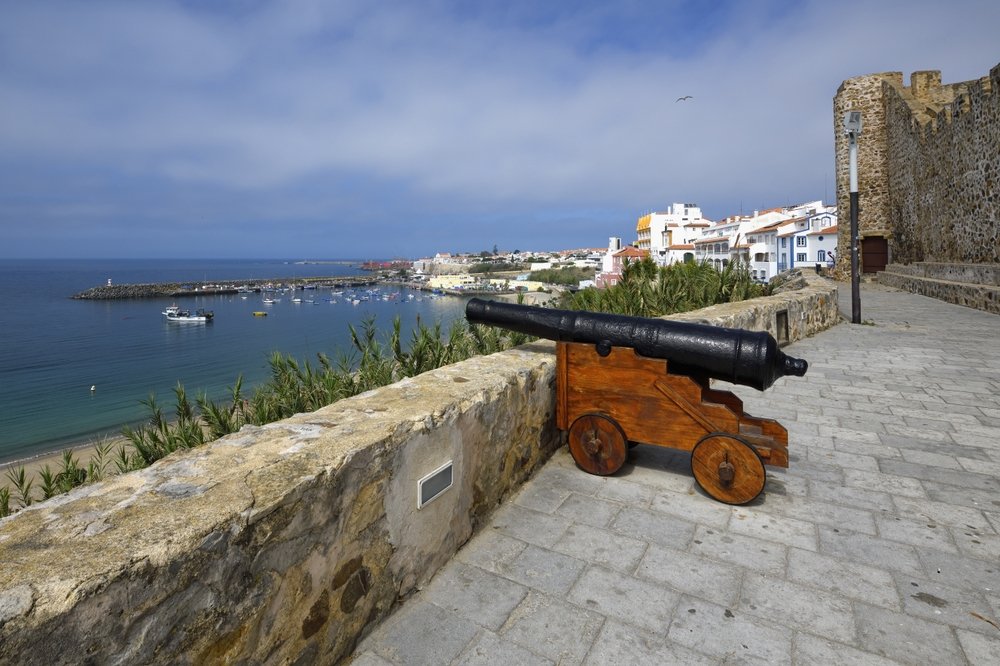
466 298 807 391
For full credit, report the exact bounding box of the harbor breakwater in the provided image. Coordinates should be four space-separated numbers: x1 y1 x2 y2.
72 276 378 300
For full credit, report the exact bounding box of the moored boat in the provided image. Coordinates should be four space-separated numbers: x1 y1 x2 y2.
162 305 214 322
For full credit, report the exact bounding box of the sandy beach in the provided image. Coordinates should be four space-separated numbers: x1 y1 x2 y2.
1 435 129 488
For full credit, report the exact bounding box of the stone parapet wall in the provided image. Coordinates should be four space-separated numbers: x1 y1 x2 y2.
879 262 1000 314
0 274 839 664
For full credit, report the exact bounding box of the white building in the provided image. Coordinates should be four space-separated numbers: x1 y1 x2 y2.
635 203 711 266
693 208 795 271
596 237 648 288
776 210 838 273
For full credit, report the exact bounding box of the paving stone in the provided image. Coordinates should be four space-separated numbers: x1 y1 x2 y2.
421 562 528 631
610 506 696 549
792 633 905 666
513 480 572 514
922 481 1000 512
951 526 1000 560
878 434 990 461
891 496 994 532
818 526 922 576
455 630 553 666
689 525 787 576
554 492 623 529
957 456 1000 477
729 506 818 551
899 449 964 470
917 548 1000 595
635 543 742 607
854 602 965 665
499 544 585 596
879 460 1000 493
595 477 656 506
843 469 927 499
763 469 810 497
667 596 792 665
551 522 647 574
454 529 528 576
808 478 895 512
360 599 480 666
875 515 959 553
832 436 902 460
955 629 1000 665
648 488 735 529
617 446 698 495
500 591 603 665
567 565 678 635
789 459 845 485
767 495 878 536
583 619 716 666
490 503 571 549
986 512 1000 534
807 447 880 472
892 572 1000 635
532 463 607 497
787 547 900 609
739 572 856 643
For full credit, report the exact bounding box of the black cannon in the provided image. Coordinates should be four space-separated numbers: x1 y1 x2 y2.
465 298 806 391
465 297 808 504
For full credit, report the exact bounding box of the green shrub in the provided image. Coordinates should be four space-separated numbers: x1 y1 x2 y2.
562 257 766 317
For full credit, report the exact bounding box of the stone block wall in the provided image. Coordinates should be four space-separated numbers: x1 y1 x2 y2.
878 262 1000 314
833 63 1000 272
0 274 839 664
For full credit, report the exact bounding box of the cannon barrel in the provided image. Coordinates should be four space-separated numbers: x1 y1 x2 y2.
466 298 807 391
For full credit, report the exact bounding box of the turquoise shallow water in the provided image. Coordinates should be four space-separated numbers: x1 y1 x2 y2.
0 259 468 464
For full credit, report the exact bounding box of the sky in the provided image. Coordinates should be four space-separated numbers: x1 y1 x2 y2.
1 0 997 259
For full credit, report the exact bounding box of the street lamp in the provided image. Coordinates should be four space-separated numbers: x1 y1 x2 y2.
844 111 862 324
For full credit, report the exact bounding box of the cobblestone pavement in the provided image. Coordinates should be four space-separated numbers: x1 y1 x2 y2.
352 284 1000 665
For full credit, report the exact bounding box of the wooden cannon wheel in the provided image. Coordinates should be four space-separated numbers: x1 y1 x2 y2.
568 413 628 476
690 433 766 505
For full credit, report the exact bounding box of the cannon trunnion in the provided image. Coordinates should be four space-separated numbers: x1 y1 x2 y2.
466 298 807 505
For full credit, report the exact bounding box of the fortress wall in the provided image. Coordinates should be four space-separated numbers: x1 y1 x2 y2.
0 274 839 665
835 63 1000 270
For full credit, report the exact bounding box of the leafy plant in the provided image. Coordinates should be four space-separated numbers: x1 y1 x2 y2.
4 466 33 508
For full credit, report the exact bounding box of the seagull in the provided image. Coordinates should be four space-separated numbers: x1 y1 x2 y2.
676 95 693 102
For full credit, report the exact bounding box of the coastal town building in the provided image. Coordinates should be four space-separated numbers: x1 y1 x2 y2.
596 237 648 288
635 203 711 266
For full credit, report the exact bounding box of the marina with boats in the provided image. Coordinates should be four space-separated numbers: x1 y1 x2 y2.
72 275 379 300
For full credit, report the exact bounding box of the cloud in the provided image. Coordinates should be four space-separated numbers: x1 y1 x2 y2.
1 0 998 257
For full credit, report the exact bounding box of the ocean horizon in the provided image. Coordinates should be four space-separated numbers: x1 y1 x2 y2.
0 258 469 465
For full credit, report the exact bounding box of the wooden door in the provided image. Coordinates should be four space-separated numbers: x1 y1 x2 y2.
861 236 888 273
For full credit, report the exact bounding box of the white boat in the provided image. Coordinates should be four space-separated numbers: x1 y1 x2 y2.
163 305 214 322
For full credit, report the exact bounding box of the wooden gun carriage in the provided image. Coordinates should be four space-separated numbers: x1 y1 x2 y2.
466 298 808 505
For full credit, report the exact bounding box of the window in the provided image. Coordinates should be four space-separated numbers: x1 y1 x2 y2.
796 253 807 262
795 236 807 247
817 250 826 261
780 238 787 248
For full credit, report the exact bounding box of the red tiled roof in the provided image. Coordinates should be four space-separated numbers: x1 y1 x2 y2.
807 225 838 235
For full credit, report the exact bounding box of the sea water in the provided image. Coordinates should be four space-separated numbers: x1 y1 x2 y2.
0 259 469 464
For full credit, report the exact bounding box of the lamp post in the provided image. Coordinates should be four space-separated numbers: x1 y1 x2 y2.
844 111 862 324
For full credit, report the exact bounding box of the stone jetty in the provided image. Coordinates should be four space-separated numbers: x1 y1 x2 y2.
72 276 377 300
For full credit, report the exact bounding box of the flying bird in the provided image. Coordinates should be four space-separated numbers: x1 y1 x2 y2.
676 95 693 102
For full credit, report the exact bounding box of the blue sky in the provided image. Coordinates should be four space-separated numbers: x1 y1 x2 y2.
1 0 997 259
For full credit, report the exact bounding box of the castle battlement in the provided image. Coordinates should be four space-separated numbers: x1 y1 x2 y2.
833 62 999 271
